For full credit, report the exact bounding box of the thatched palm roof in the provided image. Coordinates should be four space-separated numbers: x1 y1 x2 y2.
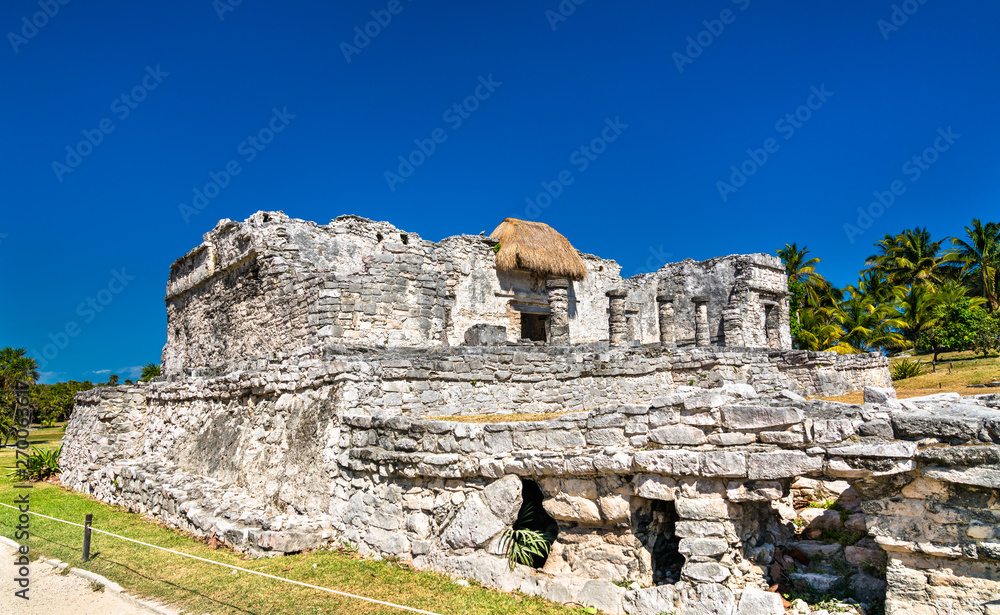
489 218 588 281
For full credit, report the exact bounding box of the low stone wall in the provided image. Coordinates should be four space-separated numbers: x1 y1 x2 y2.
62 373 999 615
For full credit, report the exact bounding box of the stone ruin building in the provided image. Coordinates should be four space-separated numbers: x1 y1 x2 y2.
61 211 1000 615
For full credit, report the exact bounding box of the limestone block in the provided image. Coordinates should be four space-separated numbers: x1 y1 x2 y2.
579 579 626 615
679 537 728 557
675 497 738 520
922 467 1000 489
825 441 917 458
634 474 677 501
726 480 783 502
708 432 756 446
789 572 840 593
863 386 900 407
680 583 735 615
798 508 842 531
587 428 628 447
366 526 411 555
635 450 700 476
623 584 676 615
599 495 631 523
721 405 803 430
675 521 726 538
736 588 785 615
683 561 731 583
811 419 856 443
543 494 602 524
747 451 822 480
649 425 707 446
442 494 505 548
683 392 733 410
482 475 522 525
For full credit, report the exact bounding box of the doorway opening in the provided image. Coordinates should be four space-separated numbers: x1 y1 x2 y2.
520 313 548 342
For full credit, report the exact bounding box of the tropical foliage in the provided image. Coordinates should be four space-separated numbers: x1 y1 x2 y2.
778 220 1000 358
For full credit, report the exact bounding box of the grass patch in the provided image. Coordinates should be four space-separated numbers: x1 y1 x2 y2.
0 426 578 615
445 412 572 424
817 350 1000 403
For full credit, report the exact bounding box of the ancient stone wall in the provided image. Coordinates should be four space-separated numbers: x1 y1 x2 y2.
62 358 997 615
161 213 797 378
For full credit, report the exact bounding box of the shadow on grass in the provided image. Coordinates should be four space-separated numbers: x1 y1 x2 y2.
23 528 261 615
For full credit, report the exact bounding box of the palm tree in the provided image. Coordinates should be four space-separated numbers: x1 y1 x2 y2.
139 363 161 382
865 227 951 288
795 307 853 353
107 374 120 386
951 219 1000 311
0 347 39 392
895 284 939 347
834 284 907 354
776 243 830 306
0 348 39 445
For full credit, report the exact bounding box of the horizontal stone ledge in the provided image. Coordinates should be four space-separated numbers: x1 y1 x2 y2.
922 466 1000 490
747 451 823 480
825 440 917 458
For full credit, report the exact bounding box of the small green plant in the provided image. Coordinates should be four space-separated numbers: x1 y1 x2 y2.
8 445 62 481
891 358 923 380
612 578 631 588
499 500 552 571
492 243 502 254
820 528 863 546
807 499 850 523
862 560 887 579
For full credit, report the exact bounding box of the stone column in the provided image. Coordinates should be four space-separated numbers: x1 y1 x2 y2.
546 278 570 345
656 292 675 347
606 287 628 345
692 296 710 347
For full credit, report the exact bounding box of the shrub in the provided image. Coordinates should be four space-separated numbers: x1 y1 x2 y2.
8 445 62 481
891 358 923 380
499 499 553 571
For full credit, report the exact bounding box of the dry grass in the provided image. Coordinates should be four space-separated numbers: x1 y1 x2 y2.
818 350 1000 403
489 218 588 281
443 412 572 424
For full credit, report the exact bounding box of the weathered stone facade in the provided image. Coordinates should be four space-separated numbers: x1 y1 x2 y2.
59 212 1000 614
161 212 793 378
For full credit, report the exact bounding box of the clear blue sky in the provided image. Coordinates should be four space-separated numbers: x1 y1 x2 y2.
2 0 997 383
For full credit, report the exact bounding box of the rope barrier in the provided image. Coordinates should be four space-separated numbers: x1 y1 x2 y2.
0 502 445 615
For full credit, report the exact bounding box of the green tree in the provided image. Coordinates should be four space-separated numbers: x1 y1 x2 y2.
918 297 989 361
107 374 120 386
951 219 1000 311
865 227 951 288
139 363 161 382
895 284 939 348
0 347 40 446
834 284 907 354
777 243 830 307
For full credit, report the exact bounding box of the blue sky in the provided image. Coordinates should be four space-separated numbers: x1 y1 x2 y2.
1 0 996 383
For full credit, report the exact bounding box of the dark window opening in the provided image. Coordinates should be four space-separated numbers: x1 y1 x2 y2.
634 499 683 585
400 233 408 245
376 232 383 242
520 313 548 342
513 480 559 569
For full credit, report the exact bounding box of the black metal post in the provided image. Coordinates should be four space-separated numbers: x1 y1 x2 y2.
83 513 92 562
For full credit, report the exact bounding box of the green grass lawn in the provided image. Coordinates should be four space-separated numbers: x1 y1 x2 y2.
0 425 578 615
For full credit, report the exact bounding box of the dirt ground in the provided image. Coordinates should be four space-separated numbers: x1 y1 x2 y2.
0 541 156 615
